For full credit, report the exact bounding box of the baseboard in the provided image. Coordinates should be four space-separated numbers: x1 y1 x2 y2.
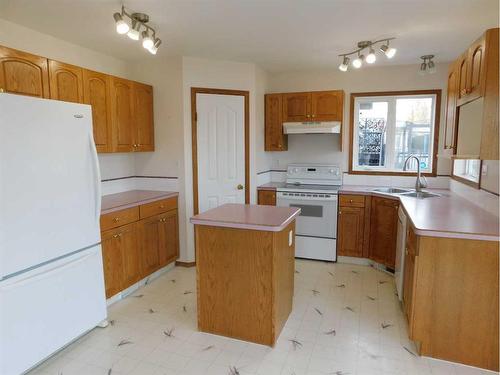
175 260 196 267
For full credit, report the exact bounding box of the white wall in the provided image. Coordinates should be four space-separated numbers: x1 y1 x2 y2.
0 18 136 181
267 63 452 177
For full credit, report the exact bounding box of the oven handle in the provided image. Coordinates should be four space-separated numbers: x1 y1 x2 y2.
276 192 338 201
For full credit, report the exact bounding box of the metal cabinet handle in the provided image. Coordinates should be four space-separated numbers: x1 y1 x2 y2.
113 234 119 238
349 199 353 203
237 184 244 190
160 205 165 209
113 217 120 222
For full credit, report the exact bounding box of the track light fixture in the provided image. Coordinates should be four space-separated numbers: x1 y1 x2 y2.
419 55 436 75
113 6 162 55
338 38 397 72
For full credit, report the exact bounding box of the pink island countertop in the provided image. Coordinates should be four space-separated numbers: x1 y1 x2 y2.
101 190 179 215
339 185 500 241
190 203 301 232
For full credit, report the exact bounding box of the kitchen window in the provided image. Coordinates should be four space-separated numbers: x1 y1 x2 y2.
349 90 441 175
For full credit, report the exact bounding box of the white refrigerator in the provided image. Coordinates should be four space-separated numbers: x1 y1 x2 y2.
0 94 107 375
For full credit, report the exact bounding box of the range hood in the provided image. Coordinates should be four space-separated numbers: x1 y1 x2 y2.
283 121 341 134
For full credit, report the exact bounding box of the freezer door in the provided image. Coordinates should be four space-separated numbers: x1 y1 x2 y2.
0 94 101 279
0 245 106 375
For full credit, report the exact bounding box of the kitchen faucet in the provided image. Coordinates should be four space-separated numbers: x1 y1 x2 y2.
403 155 427 192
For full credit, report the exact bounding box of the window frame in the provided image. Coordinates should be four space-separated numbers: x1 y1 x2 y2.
348 90 441 177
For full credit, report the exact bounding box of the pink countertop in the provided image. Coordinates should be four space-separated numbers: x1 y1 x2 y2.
101 190 178 215
340 185 499 241
190 203 301 232
257 182 285 191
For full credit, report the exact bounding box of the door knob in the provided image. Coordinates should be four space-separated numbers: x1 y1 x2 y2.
237 184 244 190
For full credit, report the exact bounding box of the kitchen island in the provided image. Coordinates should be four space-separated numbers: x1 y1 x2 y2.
190 203 300 346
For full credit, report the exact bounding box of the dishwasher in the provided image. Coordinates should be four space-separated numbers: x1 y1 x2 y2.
395 206 407 301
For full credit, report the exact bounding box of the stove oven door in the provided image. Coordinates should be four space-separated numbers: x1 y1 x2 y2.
276 192 337 238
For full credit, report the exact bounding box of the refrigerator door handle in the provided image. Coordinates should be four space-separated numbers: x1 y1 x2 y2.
89 133 102 223
1 250 96 290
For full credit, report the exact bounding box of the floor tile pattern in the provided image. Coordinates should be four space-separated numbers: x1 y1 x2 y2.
29 260 496 375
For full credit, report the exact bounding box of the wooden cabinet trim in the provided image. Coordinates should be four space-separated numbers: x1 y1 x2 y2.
48 60 84 103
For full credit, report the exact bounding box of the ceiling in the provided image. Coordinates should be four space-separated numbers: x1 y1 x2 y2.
0 0 498 72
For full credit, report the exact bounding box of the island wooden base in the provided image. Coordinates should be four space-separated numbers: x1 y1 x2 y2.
195 222 295 346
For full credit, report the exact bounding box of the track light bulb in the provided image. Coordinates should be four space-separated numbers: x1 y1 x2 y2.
127 20 140 40
148 38 162 55
352 54 364 69
142 31 154 49
338 56 349 72
365 48 376 64
113 13 129 34
380 44 397 59
427 60 436 74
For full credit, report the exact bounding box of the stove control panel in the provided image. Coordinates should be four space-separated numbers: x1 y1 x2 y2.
286 164 342 185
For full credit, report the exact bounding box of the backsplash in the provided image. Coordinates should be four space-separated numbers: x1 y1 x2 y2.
449 179 499 217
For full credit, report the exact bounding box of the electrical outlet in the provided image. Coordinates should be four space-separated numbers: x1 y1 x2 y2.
482 164 488 175
289 230 293 246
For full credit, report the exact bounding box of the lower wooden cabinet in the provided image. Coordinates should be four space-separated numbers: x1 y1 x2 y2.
337 206 364 257
337 193 398 267
257 189 276 205
369 196 399 268
100 197 179 298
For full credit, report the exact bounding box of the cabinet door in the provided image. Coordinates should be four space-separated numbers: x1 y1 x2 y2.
48 60 84 103
139 215 161 276
337 206 364 257
101 229 124 298
258 190 276 206
83 70 112 153
467 35 486 101
119 223 142 289
0 46 49 98
444 64 459 150
133 82 155 152
457 53 469 104
110 77 134 152
265 94 287 151
310 91 343 121
158 210 179 267
282 92 310 122
369 196 399 268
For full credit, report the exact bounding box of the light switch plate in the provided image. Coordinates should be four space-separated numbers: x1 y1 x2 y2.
289 230 293 246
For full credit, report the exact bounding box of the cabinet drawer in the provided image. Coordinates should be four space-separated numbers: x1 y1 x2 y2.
100 207 139 231
339 194 365 207
140 196 178 219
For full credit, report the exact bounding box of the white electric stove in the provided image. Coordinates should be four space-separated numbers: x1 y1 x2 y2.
276 164 341 261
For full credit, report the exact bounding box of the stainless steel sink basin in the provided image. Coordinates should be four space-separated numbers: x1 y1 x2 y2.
372 187 412 194
401 191 440 198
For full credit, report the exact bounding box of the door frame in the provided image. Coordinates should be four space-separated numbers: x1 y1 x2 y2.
191 87 250 215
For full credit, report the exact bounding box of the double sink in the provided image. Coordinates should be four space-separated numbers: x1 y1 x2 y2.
372 187 440 199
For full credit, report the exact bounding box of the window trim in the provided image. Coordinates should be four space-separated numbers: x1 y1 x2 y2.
348 90 442 177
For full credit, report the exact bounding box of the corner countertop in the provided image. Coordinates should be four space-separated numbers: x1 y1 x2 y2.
101 190 179 215
257 182 286 191
339 185 499 241
190 203 300 232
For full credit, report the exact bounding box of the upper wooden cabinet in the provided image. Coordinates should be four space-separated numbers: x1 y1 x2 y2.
444 62 459 150
0 44 155 154
282 92 310 122
282 90 343 122
310 91 343 121
83 69 112 153
110 77 135 153
133 82 155 152
265 94 287 151
48 60 84 103
445 28 498 160
265 90 344 152
0 46 49 98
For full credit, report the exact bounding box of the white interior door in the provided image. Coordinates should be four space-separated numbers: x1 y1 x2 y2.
196 93 245 213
